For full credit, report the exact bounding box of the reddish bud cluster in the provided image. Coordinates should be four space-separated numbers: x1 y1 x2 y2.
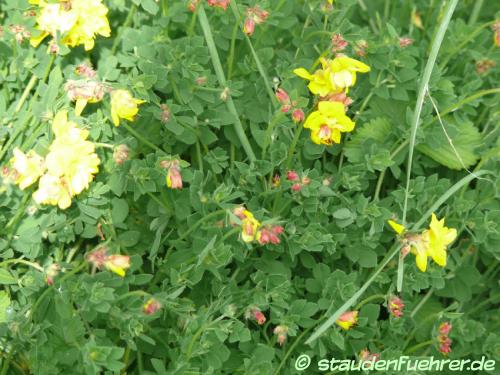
243 6 269 36
331 33 348 53
252 309 266 325
275 88 305 123
387 295 404 318
258 225 284 245
437 322 452 355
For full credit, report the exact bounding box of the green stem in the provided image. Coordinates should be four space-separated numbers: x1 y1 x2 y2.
284 124 304 171
354 294 386 310
14 75 38 113
121 122 164 153
412 170 491 230
30 262 87 320
466 294 500 316
261 111 285 159
305 244 402 345
197 5 256 163
164 209 226 259
115 290 151 302
410 287 434 319
227 21 239 79
111 5 137 55
405 339 434 354
0 258 43 272
439 20 496 69
229 1 278 109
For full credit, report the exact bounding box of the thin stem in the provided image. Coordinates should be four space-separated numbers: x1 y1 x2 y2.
111 5 137 55
164 209 226 260
30 262 87 320
305 244 401 345
14 75 38 113
284 124 304 170
354 294 386 310
227 21 239 79
410 287 434 319
405 339 434 354
439 20 496 69
261 111 285 159
197 4 256 162
121 122 164 153
229 2 277 109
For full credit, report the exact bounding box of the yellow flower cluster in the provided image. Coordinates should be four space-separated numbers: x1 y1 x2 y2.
294 56 370 145
30 0 111 51
389 213 457 272
9 111 100 209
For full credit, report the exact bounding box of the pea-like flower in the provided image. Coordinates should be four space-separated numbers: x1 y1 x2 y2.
30 0 110 51
65 79 106 116
240 210 261 243
104 254 131 277
387 213 457 272
303 101 355 145
336 310 358 330
8 148 46 190
143 298 162 315
294 56 370 96
31 111 100 209
44 111 100 197
110 90 145 127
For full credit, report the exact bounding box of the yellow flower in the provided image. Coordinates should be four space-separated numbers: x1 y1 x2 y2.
336 311 358 330
45 111 100 196
388 219 406 235
64 80 106 116
104 255 131 277
294 56 370 96
303 101 355 145
30 0 110 51
33 174 73 209
62 0 111 51
30 2 78 48
110 90 145 127
240 210 261 243
401 214 457 272
294 59 338 97
327 56 370 92
423 213 457 270
9 148 46 189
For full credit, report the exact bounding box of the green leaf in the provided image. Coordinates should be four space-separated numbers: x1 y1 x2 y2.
417 120 481 170
0 291 10 323
0 269 16 285
141 0 159 14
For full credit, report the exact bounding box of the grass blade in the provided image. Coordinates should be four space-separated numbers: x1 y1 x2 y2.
399 0 459 292
197 4 256 163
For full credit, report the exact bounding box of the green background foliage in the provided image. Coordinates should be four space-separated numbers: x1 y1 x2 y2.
0 0 499 374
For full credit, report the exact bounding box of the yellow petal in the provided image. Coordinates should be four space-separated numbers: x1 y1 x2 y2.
293 68 314 80
75 98 88 116
415 250 428 272
388 220 406 234
30 32 49 48
318 100 344 115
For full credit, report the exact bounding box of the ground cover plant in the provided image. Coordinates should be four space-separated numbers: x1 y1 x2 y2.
0 0 499 374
